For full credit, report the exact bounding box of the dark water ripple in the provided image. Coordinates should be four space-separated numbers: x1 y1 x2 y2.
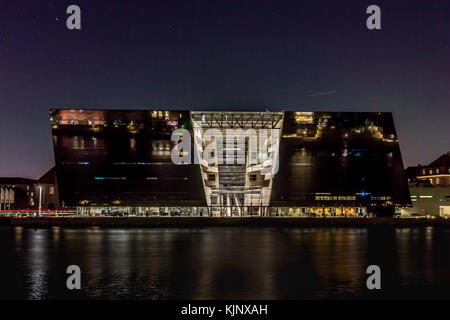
1 226 450 300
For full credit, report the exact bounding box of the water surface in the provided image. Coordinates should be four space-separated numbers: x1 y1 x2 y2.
0 226 449 299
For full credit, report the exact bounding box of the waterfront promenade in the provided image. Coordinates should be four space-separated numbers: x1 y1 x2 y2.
2 216 450 228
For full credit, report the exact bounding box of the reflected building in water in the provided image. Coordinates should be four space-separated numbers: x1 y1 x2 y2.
50 109 410 217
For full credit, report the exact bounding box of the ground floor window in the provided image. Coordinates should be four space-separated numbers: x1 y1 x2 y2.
75 206 369 217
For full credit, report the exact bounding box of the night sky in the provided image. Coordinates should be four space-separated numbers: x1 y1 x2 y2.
0 0 448 179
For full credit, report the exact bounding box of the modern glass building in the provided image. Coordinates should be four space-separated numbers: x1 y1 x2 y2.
50 109 411 217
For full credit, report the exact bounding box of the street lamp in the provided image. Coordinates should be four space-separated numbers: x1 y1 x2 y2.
38 186 42 217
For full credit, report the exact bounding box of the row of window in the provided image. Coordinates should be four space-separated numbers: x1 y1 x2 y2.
421 168 450 175
429 177 447 185
93 177 189 181
207 174 257 181
315 196 357 201
151 110 182 119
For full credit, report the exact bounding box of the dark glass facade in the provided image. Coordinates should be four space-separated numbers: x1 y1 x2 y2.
50 109 205 208
50 109 411 216
271 112 411 215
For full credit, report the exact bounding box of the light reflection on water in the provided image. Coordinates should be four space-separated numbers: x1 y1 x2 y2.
1 226 450 299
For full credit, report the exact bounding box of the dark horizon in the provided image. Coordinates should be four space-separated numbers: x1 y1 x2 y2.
0 0 449 179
